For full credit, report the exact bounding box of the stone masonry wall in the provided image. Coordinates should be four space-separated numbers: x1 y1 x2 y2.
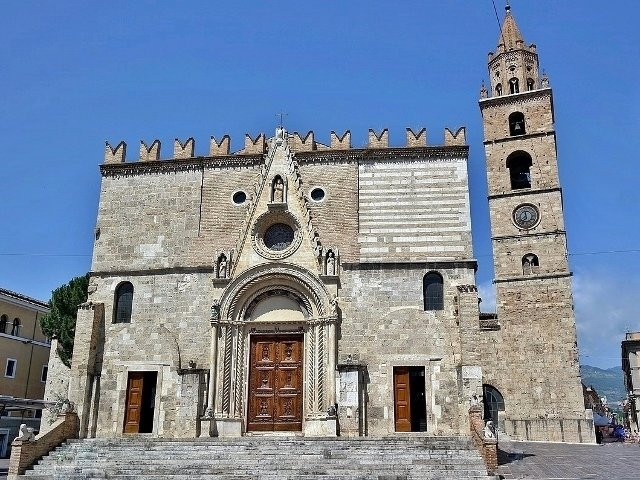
86 273 214 437
357 157 472 262
338 264 477 436
477 276 585 419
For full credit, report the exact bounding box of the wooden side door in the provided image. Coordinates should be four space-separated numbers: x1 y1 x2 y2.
273 336 303 431
123 372 144 433
247 337 278 431
394 367 411 432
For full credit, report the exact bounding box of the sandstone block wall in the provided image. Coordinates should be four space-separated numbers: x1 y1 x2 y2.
339 264 477 436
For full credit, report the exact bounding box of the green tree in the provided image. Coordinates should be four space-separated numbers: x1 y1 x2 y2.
40 273 90 368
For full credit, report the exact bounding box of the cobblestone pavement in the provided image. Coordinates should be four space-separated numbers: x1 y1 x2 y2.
498 440 640 479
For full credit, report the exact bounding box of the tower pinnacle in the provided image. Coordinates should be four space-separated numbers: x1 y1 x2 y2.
497 3 525 52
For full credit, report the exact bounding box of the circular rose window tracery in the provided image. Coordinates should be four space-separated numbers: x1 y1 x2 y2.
264 223 294 251
252 211 302 260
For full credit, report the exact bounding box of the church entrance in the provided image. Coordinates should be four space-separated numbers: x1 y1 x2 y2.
247 334 303 432
123 371 157 434
393 366 427 432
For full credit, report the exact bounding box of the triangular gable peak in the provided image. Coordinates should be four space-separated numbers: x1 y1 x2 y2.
230 127 325 278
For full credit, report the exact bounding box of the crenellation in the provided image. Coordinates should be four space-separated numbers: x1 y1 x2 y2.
174 137 195 159
444 127 466 146
330 130 351 149
290 131 315 152
243 133 266 154
210 135 231 156
104 141 126 164
406 127 427 147
139 140 161 162
368 129 389 148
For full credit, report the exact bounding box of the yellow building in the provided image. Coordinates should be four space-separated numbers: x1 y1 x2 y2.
0 287 50 457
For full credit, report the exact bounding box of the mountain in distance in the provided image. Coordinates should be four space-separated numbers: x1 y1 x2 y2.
580 365 627 405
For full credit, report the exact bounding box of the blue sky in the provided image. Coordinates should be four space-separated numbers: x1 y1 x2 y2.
0 1 638 368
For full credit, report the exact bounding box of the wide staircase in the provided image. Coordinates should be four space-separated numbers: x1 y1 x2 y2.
18 436 491 479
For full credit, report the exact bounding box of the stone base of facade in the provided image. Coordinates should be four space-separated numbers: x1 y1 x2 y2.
212 418 244 437
303 417 337 437
503 415 595 443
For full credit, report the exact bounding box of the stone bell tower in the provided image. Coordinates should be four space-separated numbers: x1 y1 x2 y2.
478 5 592 441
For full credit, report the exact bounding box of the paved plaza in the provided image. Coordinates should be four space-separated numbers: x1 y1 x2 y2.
497 440 640 479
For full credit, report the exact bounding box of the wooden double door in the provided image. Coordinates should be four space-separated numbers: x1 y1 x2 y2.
247 334 303 432
123 371 157 434
393 366 427 432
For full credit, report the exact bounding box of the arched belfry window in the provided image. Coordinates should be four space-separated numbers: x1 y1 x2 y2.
509 77 520 94
483 384 505 426
114 282 134 323
0 314 7 334
423 272 444 311
271 175 285 203
506 151 533 189
522 254 540 275
527 78 535 91
11 318 21 336
508 112 526 136
495 83 502 96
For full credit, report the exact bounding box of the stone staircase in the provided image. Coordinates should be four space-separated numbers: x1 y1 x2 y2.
19 436 491 479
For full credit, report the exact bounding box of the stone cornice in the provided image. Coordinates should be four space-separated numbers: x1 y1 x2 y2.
483 130 555 146
295 146 469 164
492 230 567 241
488 186 561 200
100 154 264 177
342 259 478 271
479 88 552 109
494 272 572 283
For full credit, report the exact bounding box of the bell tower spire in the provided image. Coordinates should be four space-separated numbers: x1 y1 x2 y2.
488 4 539 97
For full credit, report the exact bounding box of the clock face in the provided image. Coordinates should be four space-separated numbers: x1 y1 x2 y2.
513 204 540 230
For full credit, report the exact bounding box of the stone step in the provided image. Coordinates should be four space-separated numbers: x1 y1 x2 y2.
20 436 490 479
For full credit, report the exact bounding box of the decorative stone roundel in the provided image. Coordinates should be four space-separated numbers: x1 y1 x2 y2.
252 211 302 260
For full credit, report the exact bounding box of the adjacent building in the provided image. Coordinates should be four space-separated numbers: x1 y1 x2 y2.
0 288 50 457
622 332 640 432
49 5 593 443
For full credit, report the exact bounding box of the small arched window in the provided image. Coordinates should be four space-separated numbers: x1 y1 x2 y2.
522 254 540 275
508 112 526 136
0 315 7 334
495 83 502 96
527 78 535 91
483 384 505 425
423 272 444 311
11 318 21 336
114 282 134 324
506 151 533 189
509 77 519 94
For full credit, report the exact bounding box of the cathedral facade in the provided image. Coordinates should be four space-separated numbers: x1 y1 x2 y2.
57 7 593 443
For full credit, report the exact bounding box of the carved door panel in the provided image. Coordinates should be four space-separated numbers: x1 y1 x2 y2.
123 372 144 433
247 335 303 432
273 338 303 431
394 367 411 432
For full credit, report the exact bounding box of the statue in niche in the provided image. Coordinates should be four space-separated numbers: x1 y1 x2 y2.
217 254 227 279
326 250 336 276
273 176 285 203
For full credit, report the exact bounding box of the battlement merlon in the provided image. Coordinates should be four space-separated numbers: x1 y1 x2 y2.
101 127 467 165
